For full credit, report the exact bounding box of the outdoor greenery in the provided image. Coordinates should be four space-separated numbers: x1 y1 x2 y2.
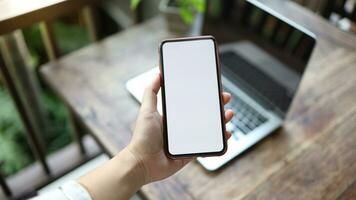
0 88 33 175
132 0 206 24
0 16 90 176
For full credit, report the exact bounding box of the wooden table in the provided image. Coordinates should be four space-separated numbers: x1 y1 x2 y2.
40 0 356 199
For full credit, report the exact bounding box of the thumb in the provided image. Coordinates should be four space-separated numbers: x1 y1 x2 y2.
141 74 161 112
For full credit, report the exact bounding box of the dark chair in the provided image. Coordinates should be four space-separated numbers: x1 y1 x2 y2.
321 0 356 21
295 0 356 33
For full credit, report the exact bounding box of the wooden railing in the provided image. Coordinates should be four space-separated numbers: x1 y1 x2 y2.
0 161 11 197
0 0 140 198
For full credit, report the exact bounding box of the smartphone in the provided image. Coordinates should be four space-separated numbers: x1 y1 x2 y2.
159 36 227 158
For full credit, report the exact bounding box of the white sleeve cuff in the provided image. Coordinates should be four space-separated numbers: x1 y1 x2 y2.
59 180 93 200
31 180 93 200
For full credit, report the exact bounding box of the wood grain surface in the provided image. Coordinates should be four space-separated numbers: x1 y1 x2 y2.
40 3 356 199
0 0 94 35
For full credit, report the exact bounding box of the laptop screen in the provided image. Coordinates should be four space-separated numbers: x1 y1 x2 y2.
203 0 316 115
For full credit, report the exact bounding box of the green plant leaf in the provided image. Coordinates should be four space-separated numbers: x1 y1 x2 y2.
179 6 194 24
177 0 206 24
131 0 141 10
191 0 206 12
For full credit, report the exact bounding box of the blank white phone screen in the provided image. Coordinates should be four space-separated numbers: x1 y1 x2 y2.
161 38 224 155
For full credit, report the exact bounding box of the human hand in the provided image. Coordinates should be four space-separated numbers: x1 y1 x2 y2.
78 73 233 200
126 74 234 184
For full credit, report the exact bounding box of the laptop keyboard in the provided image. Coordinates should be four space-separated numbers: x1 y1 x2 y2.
224 87 267 137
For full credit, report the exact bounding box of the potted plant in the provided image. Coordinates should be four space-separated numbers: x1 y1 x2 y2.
131 0 206 34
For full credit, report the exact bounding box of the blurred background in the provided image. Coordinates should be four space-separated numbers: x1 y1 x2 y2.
0 0 355 199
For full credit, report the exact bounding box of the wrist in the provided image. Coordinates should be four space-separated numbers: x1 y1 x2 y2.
116 147 147 187
78 148 146 200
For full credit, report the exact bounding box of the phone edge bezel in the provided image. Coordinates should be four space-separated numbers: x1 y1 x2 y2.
159 35 228 159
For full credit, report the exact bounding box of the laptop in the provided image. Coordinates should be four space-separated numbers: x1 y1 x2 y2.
126 0 316 171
